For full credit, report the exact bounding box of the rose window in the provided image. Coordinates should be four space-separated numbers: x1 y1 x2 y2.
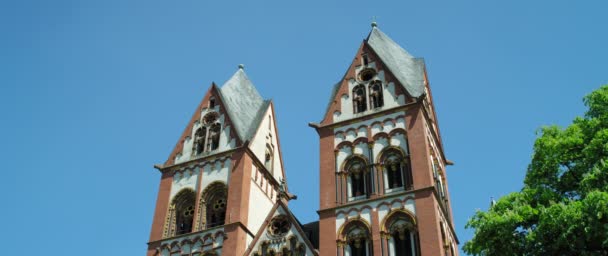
268 215 290 236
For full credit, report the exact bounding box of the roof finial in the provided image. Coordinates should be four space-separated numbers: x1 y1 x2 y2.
238 64 244 70
371 16 378 28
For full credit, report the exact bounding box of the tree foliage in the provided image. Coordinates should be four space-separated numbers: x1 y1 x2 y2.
463 85 608 256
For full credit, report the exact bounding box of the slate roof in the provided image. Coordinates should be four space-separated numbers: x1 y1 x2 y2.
217 69 270 142
366 27 426 98
322 27 427 120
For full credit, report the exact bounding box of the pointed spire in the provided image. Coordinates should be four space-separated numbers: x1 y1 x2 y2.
218 67 267 141
366 27 426 97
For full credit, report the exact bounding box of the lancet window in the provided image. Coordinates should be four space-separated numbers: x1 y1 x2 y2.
209 97 216 108
380 148 413 191
433 160 446 199
193 112 221 155
197 182 227 230
194 127 207 155
344 156 370 199
207 123 221 151
353 85 367 113
164 188 196 237
265 144 273 174
369 80 384 109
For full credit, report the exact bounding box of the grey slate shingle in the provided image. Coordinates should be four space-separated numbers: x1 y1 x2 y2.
367 27 426 98
218 69 268 142
321 27 427 121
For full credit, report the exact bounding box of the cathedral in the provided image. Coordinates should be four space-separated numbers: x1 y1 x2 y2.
147 23 459 256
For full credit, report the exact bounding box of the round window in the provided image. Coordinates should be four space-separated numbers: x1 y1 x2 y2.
203 112 219 125
268 215 290 237
358 68 377 82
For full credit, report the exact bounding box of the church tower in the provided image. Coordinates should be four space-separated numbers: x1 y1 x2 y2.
147 66 288 256
310 24 459 256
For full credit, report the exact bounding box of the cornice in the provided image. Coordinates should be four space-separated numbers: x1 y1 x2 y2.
309 101 420 131
153 147 243 173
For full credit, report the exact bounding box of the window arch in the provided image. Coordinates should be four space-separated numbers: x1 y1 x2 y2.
208 97 216 108
194 127 207 155
433 159 446 199
197 182 227 230
380 147 413 191
382 210 419 256
207 123 221 151
164 188 196 237
193 112 222 155
369 81 384 109
339 220 373 256
353 84 367 113
344 156 371 200
265 144 273 175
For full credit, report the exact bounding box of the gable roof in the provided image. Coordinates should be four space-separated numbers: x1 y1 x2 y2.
366 27 426 98
245 200 319 256
217 68 269 142
320 27 427 123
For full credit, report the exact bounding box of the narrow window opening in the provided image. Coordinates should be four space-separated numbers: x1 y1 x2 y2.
265 144 273 175
369 81 384 109
362 54 369 66
209 97 216 108
352 85 367 113
207 124 221 151
173 189 196 236
204 185 227 229
194 127 207 155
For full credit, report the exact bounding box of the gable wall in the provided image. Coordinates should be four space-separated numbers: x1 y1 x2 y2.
174 104 237 165
248 105 284 182
248 206 316 256
247 163 276 242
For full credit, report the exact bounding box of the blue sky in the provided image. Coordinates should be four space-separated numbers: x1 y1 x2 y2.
1 0 607 255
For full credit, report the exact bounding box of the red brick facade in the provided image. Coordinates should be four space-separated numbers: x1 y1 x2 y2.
147 26 458 256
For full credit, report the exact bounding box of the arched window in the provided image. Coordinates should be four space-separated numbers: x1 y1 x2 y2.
353 85 367 113
193 112 221 155
433 159 446 199
165 188 196 237
345 156 370 199
198 182 227 230
207 123 221 151
383 211 418 256
380 148 413 191
209 97 216 108
194 127 207 155
265 145 273 174
369 81 384 109
340 220 372 256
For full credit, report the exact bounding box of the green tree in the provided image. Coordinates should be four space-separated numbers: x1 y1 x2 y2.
463 85 608 256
